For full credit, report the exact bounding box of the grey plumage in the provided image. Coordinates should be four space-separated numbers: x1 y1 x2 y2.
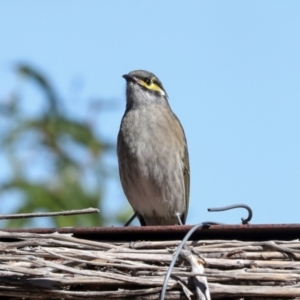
117 70 190 226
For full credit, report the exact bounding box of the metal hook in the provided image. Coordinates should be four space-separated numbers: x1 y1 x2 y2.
207 203 252 224
161 204 253 299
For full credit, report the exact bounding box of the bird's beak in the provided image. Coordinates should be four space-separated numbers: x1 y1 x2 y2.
122 74 135 83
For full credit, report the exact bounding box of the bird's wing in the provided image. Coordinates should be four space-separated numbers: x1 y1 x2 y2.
172 112 190 225
182 140 190 224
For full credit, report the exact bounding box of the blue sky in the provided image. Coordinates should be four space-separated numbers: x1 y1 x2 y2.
1 1 300 226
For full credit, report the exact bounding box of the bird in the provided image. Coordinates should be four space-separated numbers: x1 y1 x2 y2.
117 70 190 226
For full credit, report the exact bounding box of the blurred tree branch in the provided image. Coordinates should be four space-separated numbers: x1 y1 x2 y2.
0 63 120 228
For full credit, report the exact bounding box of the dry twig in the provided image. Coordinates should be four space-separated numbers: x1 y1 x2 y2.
0 207 99 220
0 231 299 299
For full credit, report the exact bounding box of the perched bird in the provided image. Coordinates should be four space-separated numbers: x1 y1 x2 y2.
117 70 190 226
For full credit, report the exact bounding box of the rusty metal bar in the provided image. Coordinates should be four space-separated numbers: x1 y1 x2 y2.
3 223 300 241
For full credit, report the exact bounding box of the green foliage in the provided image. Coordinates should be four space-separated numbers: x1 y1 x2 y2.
0 64 116 228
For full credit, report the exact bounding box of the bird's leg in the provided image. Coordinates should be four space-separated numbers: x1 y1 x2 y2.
124 212 138 226
175 212 183 225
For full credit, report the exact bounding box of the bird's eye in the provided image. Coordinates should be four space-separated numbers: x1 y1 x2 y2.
144 78 151 85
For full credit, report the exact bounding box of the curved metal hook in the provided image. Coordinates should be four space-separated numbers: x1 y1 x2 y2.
207 203 252 224
161 204 253 299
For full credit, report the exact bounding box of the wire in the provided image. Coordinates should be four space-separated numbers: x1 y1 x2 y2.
160 204 253 299
160 222 204 300
207 203 252 224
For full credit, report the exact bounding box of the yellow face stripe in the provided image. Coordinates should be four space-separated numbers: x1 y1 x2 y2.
136 78 165 95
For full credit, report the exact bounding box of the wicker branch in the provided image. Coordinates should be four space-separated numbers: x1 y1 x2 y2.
0 208 99 220
0 231 300 299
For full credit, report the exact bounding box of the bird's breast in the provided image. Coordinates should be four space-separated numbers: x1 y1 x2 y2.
118 105 186 219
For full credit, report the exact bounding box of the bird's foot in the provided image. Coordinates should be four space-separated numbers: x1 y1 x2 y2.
175 212 183 225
